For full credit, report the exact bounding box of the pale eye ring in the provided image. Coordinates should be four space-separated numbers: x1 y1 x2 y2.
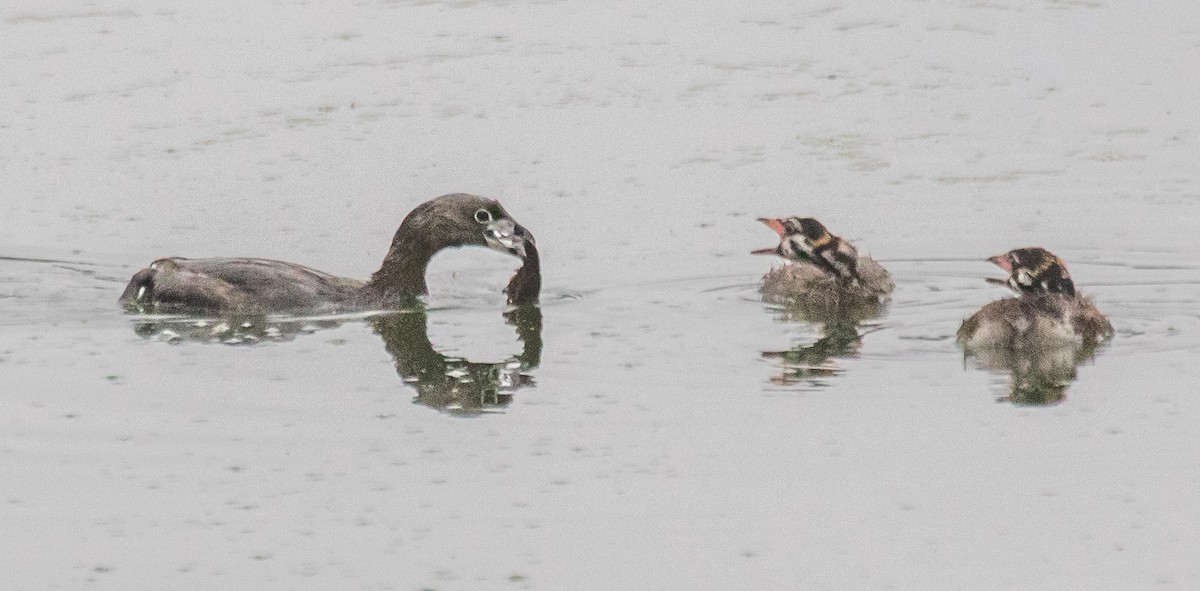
474 209 493 224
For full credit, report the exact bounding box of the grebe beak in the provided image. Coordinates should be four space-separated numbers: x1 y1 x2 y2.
753 218 787 255
485 218 532 259
987 254 1012 273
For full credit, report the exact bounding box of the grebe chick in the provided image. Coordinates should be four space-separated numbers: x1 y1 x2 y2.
753 217 893 311
957 247 1112 350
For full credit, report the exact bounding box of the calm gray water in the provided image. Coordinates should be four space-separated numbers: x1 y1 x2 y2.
3 1 1200 589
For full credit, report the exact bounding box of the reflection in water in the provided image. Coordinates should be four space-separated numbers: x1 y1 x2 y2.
130 314 346 344
762 298 887 387
962 343 1106 406
127 305 543 416
371 306 542 416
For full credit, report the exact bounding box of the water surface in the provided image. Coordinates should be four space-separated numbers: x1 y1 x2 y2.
3 1 1200 589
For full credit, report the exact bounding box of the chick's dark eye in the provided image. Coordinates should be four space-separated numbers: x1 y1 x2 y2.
474 209 493 224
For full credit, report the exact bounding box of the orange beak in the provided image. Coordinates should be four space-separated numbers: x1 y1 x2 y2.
753 218 786 255
758 218 786 237
987 254 1012 273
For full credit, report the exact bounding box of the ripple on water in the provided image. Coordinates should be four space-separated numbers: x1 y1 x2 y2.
0 255 131 327
618 254 1199 400
868 256 1200 356
8 249 1197 409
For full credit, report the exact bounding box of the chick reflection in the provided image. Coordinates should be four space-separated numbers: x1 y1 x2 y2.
762 300 886 387
962 344 1104 406
370 306 542 416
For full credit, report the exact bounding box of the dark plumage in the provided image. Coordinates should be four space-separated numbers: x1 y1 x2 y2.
754 217 893 312
957 247 1112 350
371 305 542 415
119 194 540 314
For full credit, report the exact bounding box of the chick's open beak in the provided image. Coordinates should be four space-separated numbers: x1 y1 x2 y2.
752 218 786 255
987 254 1012 273
759 218 786 237
982 254 1014 288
